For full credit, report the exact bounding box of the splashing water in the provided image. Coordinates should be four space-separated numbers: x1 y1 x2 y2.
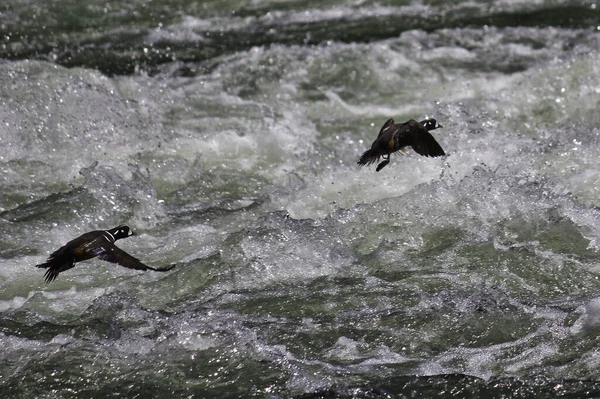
2 0 600 397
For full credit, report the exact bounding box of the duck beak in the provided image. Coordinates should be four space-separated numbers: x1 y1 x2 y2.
438 123 443 128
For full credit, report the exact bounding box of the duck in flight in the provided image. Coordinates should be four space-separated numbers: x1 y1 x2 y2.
36 225 175 283
357 118 446 171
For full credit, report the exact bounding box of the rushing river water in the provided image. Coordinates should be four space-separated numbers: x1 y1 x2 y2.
2 1 600 398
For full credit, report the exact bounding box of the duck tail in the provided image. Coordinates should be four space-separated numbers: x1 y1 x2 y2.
36 254 74 283
357 149 379 167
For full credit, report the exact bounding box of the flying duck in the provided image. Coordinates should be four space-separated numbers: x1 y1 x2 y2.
358 118 446 171
36 225 175 283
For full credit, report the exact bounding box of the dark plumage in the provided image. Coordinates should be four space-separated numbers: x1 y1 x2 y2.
36 225 175 283
358 118 446 171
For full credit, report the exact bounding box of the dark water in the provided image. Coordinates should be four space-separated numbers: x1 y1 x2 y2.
2 0 600 397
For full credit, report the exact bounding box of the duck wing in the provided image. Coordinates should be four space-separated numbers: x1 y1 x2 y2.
93 244 175 272
376 118 396 138
411 129 446 157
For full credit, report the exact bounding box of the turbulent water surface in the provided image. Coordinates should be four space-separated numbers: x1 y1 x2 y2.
2 0 600 397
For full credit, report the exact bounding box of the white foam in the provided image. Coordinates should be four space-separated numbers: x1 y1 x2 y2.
570 297 600 334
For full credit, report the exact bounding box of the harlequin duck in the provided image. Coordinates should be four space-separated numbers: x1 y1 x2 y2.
36 225 175 283
357 118 445 171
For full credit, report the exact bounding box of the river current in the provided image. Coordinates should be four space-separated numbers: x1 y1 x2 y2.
1 1 600 398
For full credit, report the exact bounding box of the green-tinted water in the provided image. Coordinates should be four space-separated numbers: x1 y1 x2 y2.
2 0 600 397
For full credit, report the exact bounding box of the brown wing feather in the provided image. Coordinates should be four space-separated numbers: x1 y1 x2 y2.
376 118 395 138
97 244 175 272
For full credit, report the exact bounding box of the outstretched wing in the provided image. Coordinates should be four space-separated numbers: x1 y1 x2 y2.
411 130 446 157
376 118 395 138
94 244 175 272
